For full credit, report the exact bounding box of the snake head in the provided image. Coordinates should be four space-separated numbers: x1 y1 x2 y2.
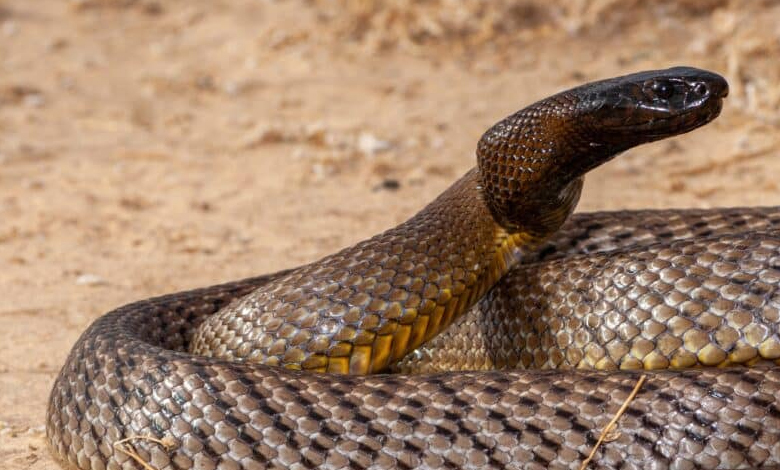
581 66 729 143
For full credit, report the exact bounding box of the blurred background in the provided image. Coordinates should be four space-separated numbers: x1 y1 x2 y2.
1 1 779 468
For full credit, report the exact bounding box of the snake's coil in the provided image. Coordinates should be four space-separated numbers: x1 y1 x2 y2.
48 67 780 470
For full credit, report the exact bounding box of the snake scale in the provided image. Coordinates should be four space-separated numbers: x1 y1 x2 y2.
47 67 780 470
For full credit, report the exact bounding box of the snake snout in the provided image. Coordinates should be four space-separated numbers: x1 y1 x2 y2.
694 69 729 99
683 71 728 111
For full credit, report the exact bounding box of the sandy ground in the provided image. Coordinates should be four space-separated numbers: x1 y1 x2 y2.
1 1 780 468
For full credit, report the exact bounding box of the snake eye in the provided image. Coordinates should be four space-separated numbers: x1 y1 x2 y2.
652 80 674 99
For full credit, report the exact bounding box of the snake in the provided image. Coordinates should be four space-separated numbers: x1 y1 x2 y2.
46 67 780 470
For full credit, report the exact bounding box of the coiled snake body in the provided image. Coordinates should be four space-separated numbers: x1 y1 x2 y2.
47 68 780 470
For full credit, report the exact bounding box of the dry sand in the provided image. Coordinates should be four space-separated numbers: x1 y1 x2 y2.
1 1 779 468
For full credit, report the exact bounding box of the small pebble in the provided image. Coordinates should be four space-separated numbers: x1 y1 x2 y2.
429 136 445 149
76 274 105 286
357 132 392 156
223 81 241 96
241 125 287 148
23 93 45 108
374 179 400 191
29 425 45 435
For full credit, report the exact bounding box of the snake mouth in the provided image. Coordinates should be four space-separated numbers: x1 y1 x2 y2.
608 95 725 139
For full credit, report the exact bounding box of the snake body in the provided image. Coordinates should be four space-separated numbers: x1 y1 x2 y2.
47 68 780 470
395 207 780 374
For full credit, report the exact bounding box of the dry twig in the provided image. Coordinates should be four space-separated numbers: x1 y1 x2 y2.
579 374 647 470
113 435 176 470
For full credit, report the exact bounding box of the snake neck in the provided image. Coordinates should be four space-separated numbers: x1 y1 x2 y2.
477 102 617 237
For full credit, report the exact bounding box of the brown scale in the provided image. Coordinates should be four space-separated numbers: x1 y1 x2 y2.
47 68 780 470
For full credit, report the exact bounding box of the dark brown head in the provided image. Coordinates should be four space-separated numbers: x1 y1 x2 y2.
575 66 728 146
477 66 728 237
